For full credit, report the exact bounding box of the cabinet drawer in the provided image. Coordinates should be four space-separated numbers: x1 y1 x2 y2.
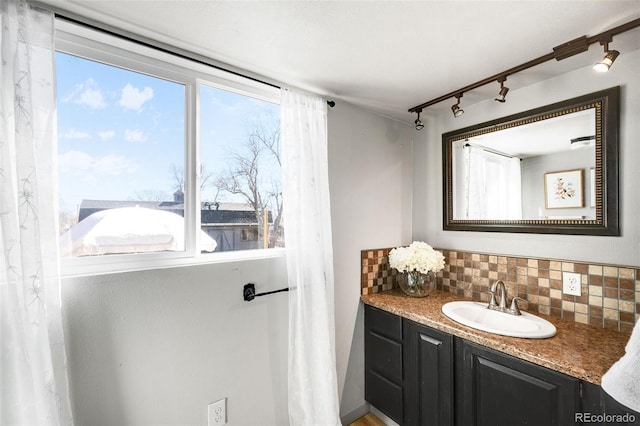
365 370 403 425
368 331 403 383
365 305 402 341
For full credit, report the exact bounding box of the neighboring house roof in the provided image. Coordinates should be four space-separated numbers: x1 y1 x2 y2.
201 202 256 212
78 199 271 224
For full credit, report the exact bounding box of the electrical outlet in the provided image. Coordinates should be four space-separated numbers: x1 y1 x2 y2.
208 398 226 426
562 272 581 296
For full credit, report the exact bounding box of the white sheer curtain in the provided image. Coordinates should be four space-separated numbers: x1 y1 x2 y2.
464 146 487 219
483 154 522 220
1 1 73 424
462 146 522 220
504 156 522 220
281 88 340 425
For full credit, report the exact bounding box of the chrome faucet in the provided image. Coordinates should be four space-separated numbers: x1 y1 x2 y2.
486 280 524 316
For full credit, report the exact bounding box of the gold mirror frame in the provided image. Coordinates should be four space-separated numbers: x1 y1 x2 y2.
442 86 619 235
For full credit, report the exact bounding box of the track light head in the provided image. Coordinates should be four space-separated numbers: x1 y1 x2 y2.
495 86 509 102
414 110 424 130
451 94 464 118
494 78 510 103
570 135 595 149
593 49 620 72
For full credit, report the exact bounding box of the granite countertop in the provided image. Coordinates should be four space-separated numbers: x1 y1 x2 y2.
361 289 631 384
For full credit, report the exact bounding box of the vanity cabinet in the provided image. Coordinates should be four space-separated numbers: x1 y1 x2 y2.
364 304 639 426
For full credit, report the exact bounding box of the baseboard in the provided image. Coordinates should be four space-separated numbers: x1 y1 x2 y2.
370 406 400 426
341 403 370 425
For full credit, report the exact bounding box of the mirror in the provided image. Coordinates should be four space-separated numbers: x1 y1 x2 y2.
443 86 619 235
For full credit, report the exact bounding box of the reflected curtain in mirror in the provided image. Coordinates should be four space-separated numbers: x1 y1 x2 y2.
455 144 522 220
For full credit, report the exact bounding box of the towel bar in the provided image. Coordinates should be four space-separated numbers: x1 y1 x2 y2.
243 283 289 301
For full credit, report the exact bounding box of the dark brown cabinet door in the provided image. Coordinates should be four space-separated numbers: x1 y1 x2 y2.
456 338 579 426
404 319 454 426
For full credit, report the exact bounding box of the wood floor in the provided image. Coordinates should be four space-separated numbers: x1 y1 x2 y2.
347 413 386 426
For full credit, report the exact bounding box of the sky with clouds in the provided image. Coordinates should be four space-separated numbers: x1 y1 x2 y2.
56 52 280 217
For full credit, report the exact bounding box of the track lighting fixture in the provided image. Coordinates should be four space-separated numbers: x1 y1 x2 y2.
408 17 640 117
451 94 464 118
494 77 509 103
414 109 424 130
593 40 619 72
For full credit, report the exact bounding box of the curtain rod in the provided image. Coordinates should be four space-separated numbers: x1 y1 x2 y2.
409 17 640 113
39 4 335 106
464 142 519 160
51 12 281 88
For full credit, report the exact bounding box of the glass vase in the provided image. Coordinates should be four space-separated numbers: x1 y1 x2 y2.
398 270 436 297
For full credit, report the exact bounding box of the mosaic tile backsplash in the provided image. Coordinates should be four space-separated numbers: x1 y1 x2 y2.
361 248 640 334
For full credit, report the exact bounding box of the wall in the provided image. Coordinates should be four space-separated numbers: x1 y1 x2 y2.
62 257 289 426
61 101 413 425
328 102 414 422
413 48 640 267
521 147 595 219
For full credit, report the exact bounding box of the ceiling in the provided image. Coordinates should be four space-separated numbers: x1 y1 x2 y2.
39 0 640 123
464 109 595 158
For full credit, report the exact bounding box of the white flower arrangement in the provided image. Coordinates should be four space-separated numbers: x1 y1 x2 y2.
389 241 445 274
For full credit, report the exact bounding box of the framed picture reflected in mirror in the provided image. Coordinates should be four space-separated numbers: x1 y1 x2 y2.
544 169 584 209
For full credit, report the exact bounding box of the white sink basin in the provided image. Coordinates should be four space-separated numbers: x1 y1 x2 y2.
441 301 557 339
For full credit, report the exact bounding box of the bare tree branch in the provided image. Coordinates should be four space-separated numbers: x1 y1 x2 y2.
249 115 281 166
170 163 184 192
130 190 168 201
170 163 215 194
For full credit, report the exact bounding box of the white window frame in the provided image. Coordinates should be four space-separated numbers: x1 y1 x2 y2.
55 19 284 278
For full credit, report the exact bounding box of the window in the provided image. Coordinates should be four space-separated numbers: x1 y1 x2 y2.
55 20 282 275
199 84 283 252
241 229 259 242
56 52 187 256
